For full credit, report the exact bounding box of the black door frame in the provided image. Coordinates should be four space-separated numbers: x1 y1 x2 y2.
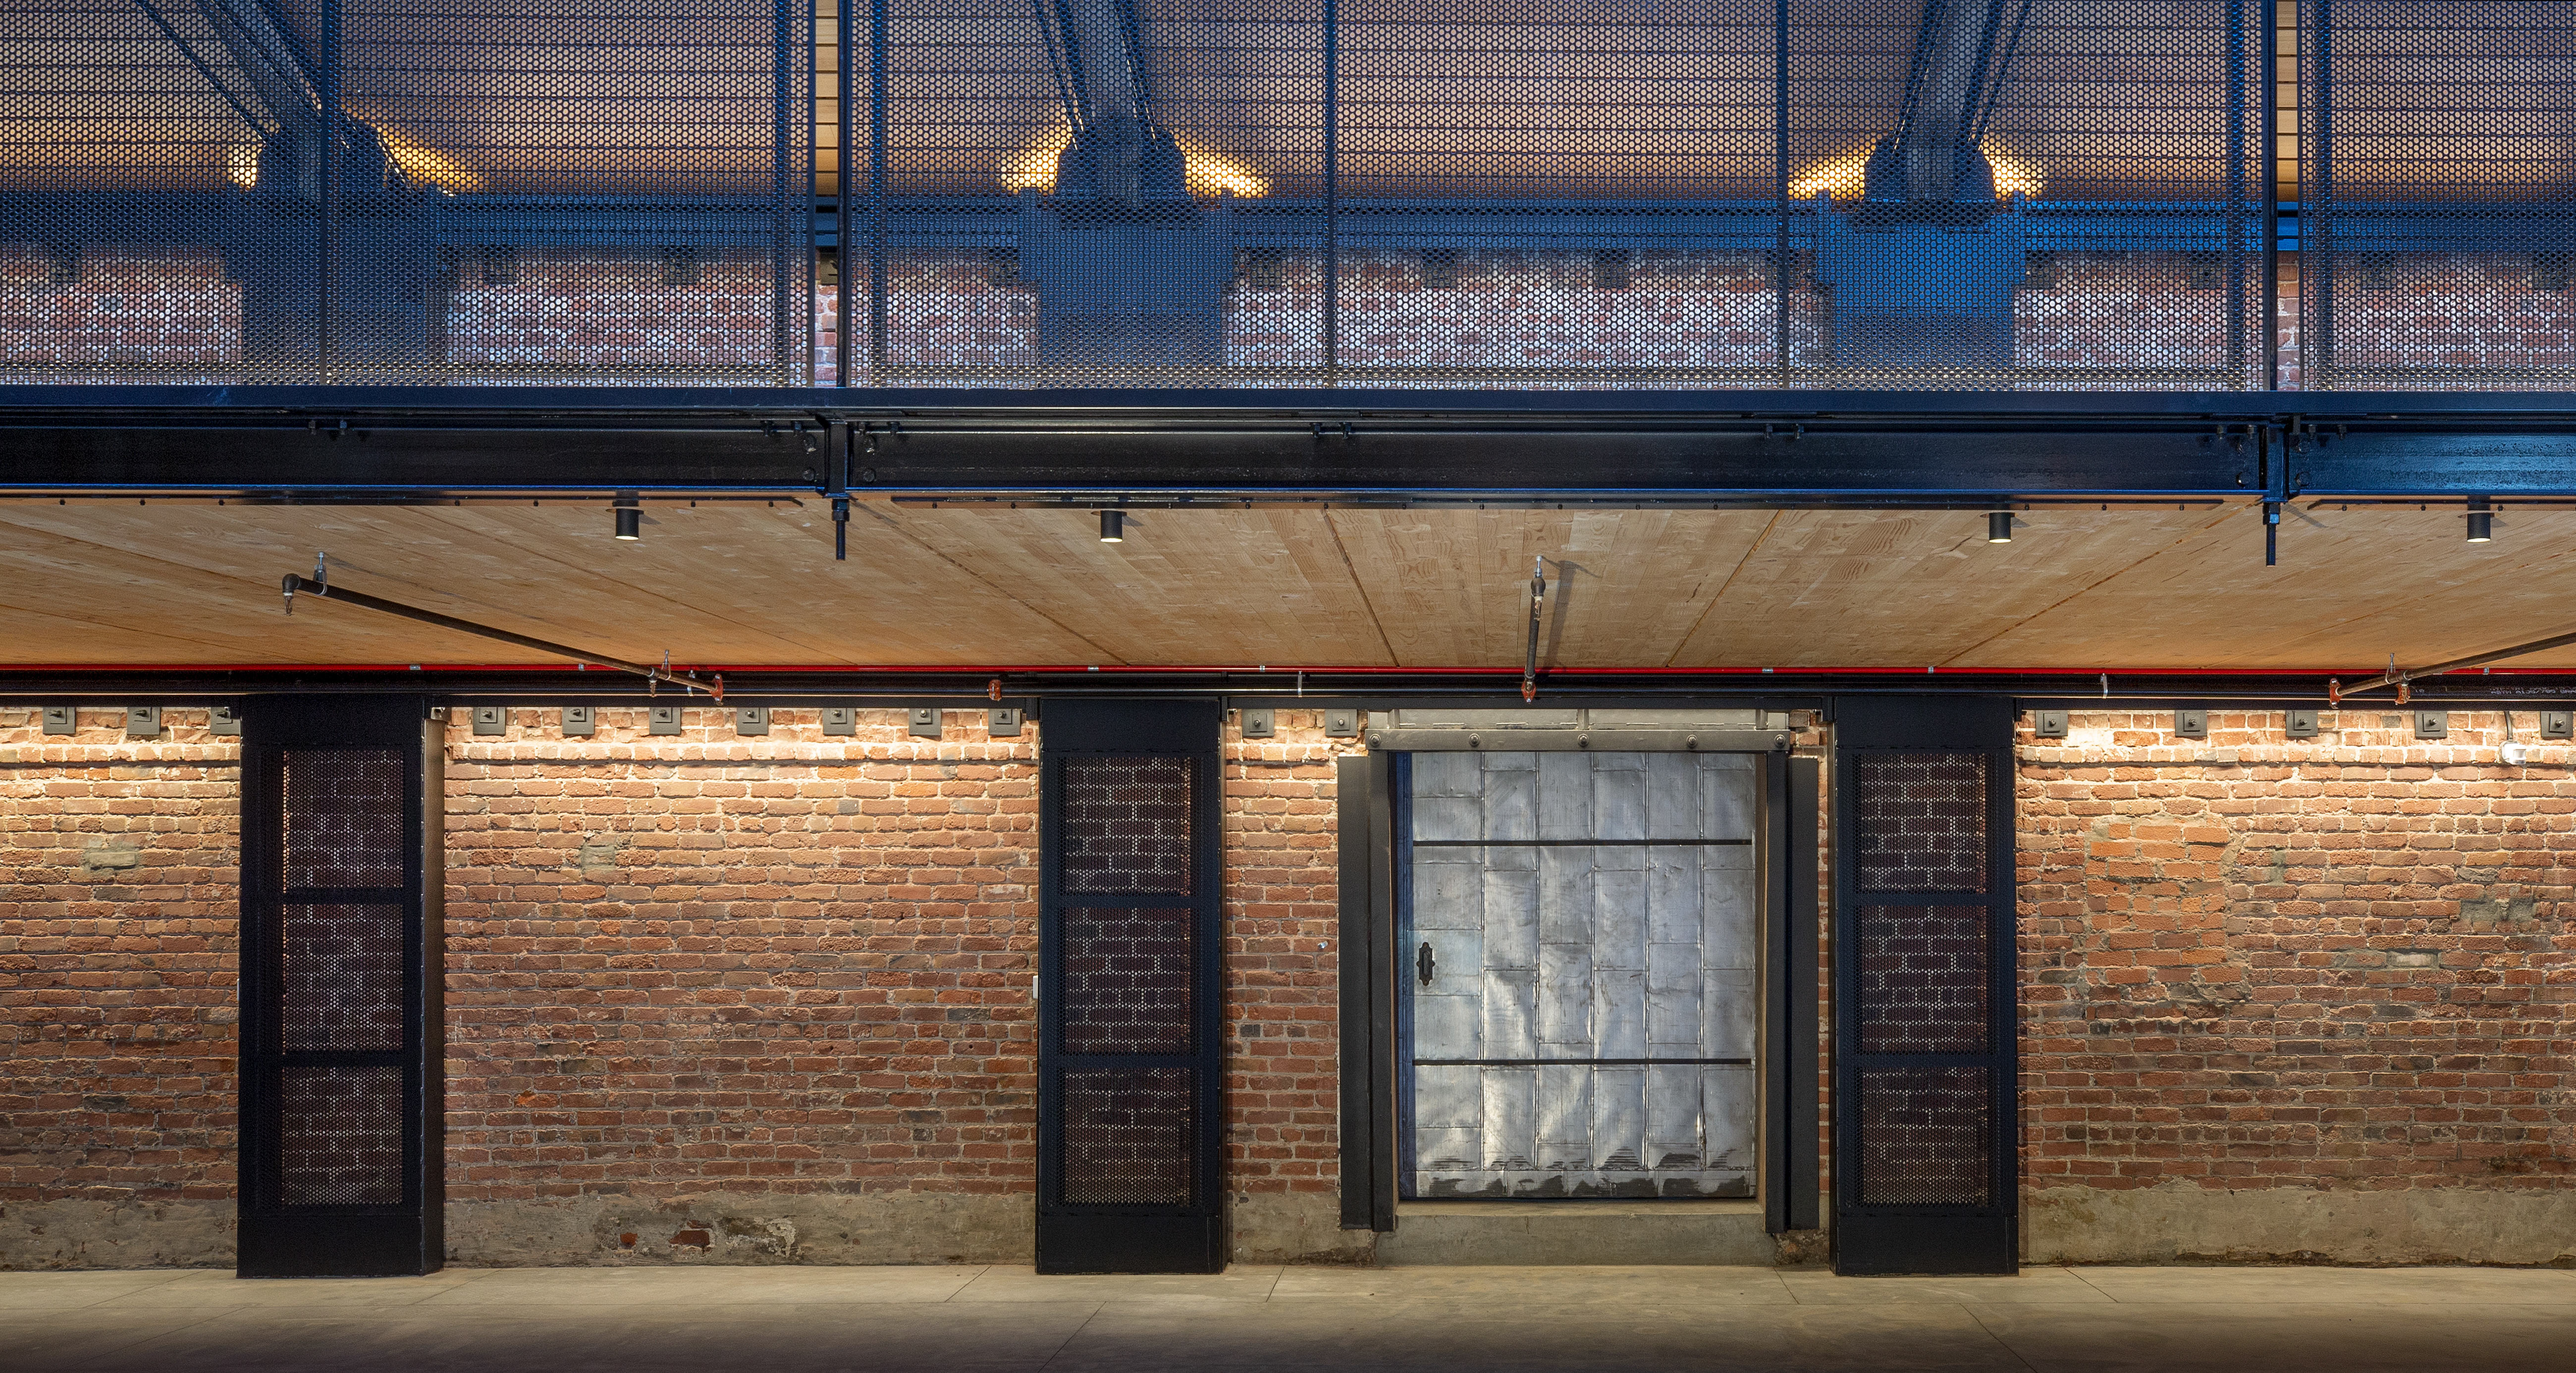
237 694 444 1277
1829 695 2017 1274
1035 699 1226 1273
1338 732 1820 1227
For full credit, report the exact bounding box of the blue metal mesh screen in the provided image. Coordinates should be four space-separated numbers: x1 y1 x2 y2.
7 1 2573 389
2298 0 2576 390
4 0 809 384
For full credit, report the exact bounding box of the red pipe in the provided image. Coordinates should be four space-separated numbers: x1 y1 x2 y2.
5 663 2575 678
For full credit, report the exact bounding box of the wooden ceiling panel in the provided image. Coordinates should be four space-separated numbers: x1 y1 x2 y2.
3 497 2572 672
1961 505 2576 670
871 506 1396 666
1329 509 1774 666
1665 505 2241 667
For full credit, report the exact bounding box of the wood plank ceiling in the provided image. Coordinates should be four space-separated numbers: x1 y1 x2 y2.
1 499 2570 671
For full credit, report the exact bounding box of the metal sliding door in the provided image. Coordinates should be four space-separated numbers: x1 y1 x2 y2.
238 695 444 1277
1401 750 1763 1200
1831 697 2016 1274
1036 700 1224 1273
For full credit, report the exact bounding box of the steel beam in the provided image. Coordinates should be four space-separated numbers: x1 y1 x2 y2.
6 388 2576 500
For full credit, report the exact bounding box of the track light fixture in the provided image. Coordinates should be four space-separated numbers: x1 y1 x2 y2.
1987 511 2014 543
1100 509 1125 543
2466 497 2492 543
613 497 642 541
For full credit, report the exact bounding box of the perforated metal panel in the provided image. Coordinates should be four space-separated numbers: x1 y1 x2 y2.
1061 1067 1197 1205
1832 700 2014 1274
6 0 810 384
279 903 406 1052
1851 752 1987 893
1856 1065 1991 1206
277 1064 407 1206
239 698 438 1275
1061 756 1194 895
1062 906 1193 1054
2297 1 2576 390
1038 703 1222 1272
31 2 2576 390
284 750 406 888
1856 904 1989 1055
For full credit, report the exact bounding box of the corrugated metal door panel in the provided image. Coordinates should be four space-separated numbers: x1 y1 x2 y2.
1404 749 1759 1199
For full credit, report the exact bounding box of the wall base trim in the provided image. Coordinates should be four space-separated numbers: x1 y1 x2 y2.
2027 1185 2576 1267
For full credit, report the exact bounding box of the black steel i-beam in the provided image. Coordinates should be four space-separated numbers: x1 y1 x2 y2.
7 388 2576 501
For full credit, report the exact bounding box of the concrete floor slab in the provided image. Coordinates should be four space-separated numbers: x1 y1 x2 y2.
7 1265 2574 1372
1780 1267 2117 1304
1270 1264 1796 1302
949 1266 1285 1302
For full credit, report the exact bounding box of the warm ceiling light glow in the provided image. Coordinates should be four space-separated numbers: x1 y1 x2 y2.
999 128 1071 192
1099 509 1126 543
1987 511 2015 543
1786 145 2044 203
227 143 260 189
377 128 485 193
1986 150 2045 201
998 126 1267 198
1787 150 1870 202
1180 140 1267 199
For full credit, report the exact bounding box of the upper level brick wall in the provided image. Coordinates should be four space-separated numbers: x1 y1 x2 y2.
23 245 2570 388
2019 709 2576 1195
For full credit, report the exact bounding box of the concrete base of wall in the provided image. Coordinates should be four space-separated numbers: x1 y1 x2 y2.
1376 1200 1777 1266
1228 1193 1376 1266
2027 1185 2576 1267
444 1193 1034 1267
0 1198 236 1270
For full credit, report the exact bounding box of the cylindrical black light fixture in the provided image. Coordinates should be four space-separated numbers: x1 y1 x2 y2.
1987 510 2014 543
1100 509 1125 543
613 498 642 541
2466 497 2493 543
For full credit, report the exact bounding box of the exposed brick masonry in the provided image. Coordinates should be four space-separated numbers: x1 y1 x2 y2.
2020 709 2576 1195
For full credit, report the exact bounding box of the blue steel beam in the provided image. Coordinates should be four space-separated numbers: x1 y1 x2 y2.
13 192 2561 257
3 388 2576 502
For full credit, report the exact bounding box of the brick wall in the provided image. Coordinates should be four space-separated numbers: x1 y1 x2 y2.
445 250 795 381
0 248 240 378
10 699 2573 1269
0 702 1360 1267
0 708 239 1266
2019 708 2576 1263
7 243 2566 388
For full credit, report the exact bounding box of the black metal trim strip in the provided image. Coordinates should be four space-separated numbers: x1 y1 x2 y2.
1410 838 1752 848
1411 1058 1754 1067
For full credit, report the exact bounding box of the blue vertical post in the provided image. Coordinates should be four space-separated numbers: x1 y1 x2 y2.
1774 0 1790 387
868 0 889 385
318 0 340 376
2311 0 2332 390
1322 0 1339 385
2264 0 2281 389
836 0 855 385
2226 0 2247 387
774 0 795 385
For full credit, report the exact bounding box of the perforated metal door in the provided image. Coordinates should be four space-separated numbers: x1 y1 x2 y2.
239 695 442 1276
1831 697 2015 1274
1401 751 1761 1200
1037 701 1223 1272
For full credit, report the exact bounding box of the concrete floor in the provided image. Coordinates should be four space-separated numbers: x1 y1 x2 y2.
4 1264 2575 1372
